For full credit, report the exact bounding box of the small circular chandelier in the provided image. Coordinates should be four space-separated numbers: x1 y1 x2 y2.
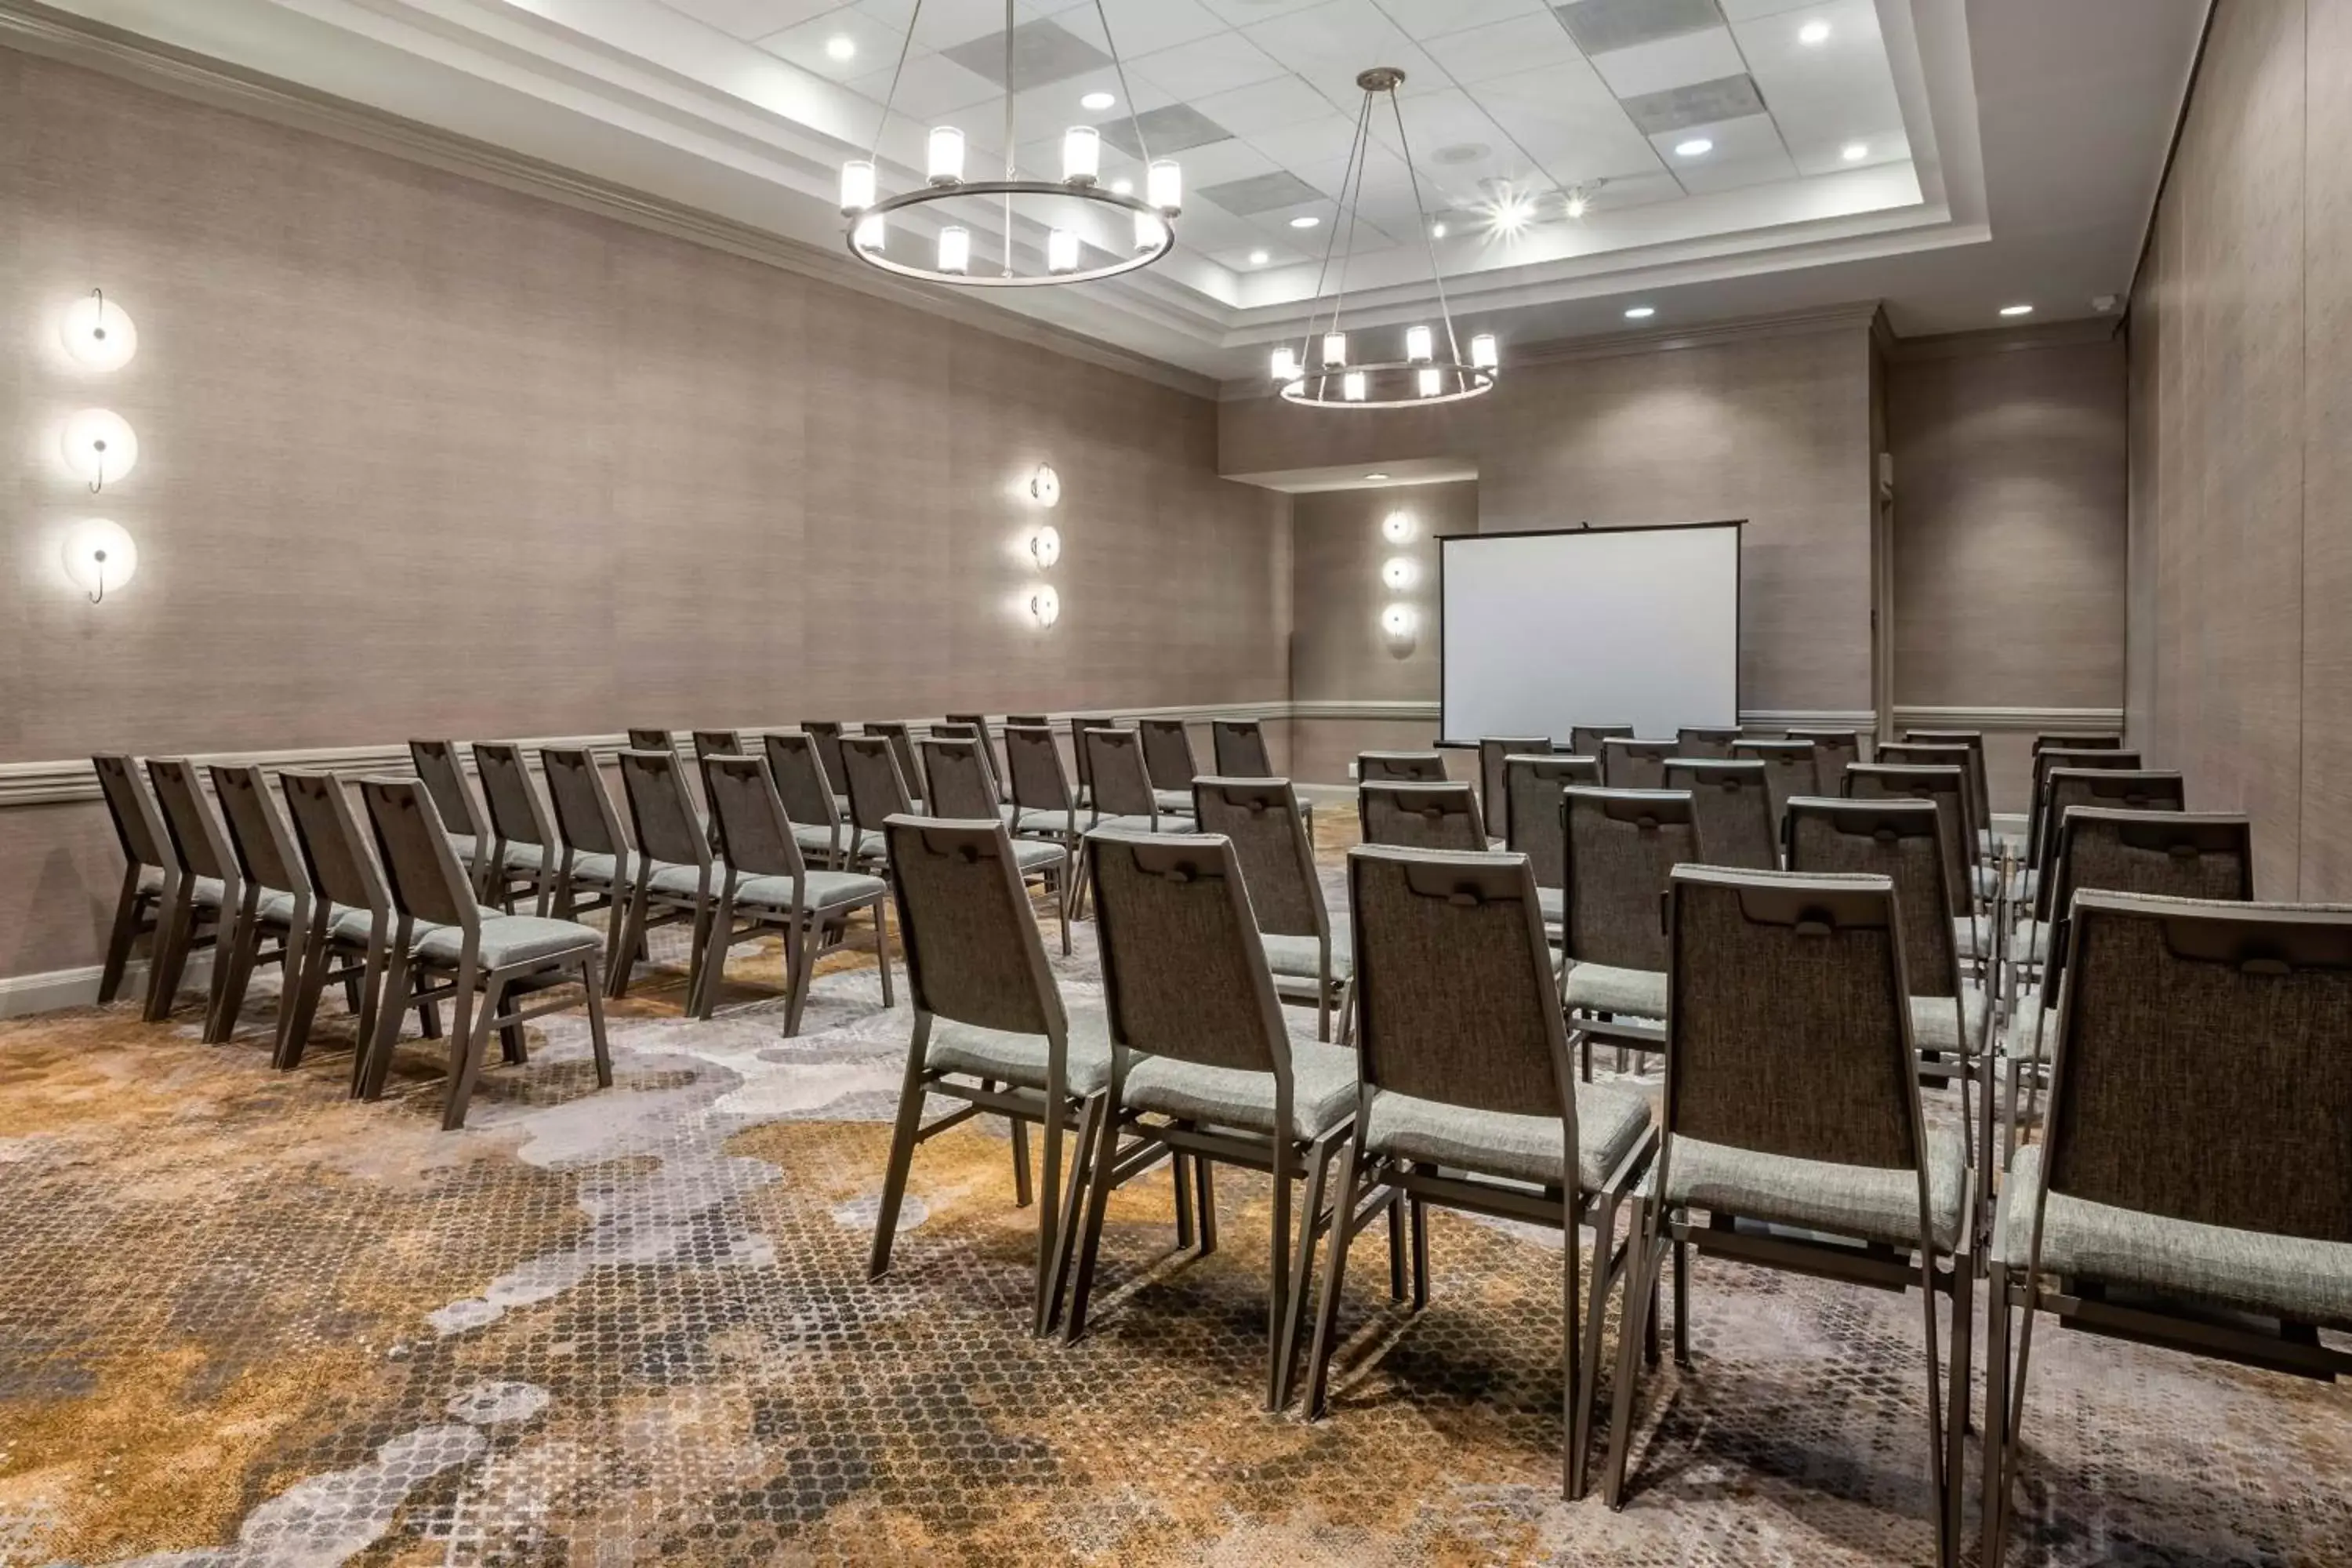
838 0 1181 289
1273 68 1497 409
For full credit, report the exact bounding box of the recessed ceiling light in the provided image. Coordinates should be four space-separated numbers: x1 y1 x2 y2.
1799 20 1831 45
1674 138 1713 158
1080 90 1115 111
825 34 856 60
1842 141 1868 162
1430 221 1447 238
1366 471 1390 481
1289 215 1319 229
1247 249 1269 265
1624 306 1656 320
2000 303 2034 317
1110 176 1133 194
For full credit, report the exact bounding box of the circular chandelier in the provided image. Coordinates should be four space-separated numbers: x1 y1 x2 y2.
838 0 1181 288
1272 68 1497 408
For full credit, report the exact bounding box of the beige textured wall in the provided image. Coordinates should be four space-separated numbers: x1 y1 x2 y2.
2128 0 2352 898
0 49 1290 979
1889 329 2129 810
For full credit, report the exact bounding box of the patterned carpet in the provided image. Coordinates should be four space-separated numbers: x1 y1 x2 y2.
3 826 2348 1566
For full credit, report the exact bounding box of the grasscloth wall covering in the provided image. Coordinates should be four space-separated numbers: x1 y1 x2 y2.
0 49 1290 980
1889 329 2129 811
2128 0 2352 899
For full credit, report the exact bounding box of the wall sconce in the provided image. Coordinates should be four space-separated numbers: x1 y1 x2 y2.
1380 602 1416 640
1029 524 1062 568
1381 509 1414 543
62 518 137 604
62 408 138 492
1029 584 1061 629
1381 555 1417 590
60 290 138 371
1029 463 1061 506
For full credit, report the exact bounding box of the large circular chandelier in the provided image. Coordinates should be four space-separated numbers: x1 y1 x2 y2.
1272 68 1497 408
837 0 1181 288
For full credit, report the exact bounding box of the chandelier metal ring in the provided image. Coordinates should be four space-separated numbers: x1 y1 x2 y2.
845 181 1174 288
1278 360 1497 408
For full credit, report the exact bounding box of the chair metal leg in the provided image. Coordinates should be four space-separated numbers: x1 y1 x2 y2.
782 917 817 1038
441 964 493 1131
1570 1193 1619 1500
869 1029 931 1280
1943 1261 1973 1564
358 946 413 1101
1671 1238 1691 1367
1603 1204 1664 1510
1564 1190 1585 1499
1171 1152 1196 1250
1408 1176 1430 1310
1264 1138 1298 1411
1915 1239 1952 1568
97 867 146 1004
1041 1093 1102 1337
1194 1153 1218 1256
578 955 613 1087
1386 1181 1406 1301
1008 1097 1034 1209
205 904 261 1044
143 891 198 1022
1062 1098 1124 1344
1984 1262 2015 1567
608 886 649 999
871 899 895 1007
1029 1092 1065 1335
1302 1134 1364 1420
1275 1135 1338 1412
278 920 331 1070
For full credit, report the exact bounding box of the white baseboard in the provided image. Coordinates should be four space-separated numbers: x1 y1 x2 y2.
0 950 212 1020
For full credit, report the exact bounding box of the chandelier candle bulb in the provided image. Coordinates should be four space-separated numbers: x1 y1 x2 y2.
1271 346 1301 382
1343 370 1367 401
1417 366 1443 397
927 126 965 185
854 212 886 252
1322 332 1348 367
937 226 971 274
1405 324 1433 362
1047 228 1080 274
1062 126 1100 185
1470 332 1498 370
839 159 876 214
1148 159 1182 214
1133 212 1165 254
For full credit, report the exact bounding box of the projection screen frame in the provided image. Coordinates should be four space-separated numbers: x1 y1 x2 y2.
1436 518 1746 746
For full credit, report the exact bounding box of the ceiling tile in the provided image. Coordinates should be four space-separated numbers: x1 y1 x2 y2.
1200 169 1329 214
659 0 847 41
1734 0 1904 165
1210 240 1307 269
1241 0 1446 107
1176 138 1284 185
1473 60 1661 182
1588 26 1746 98
846 52 1004 117
940 18 1112 89
1371 0 1548 41
1618 73 1766 136
1048 0 1232 59
1243 111 1363 169
1716 0 1817 17
1193 74 1343 136
1650 112 1795 194
1574 168 1682 210
757 9 906 79
1786 129 1907 178
1098 102 1236 156
1418 12 1584 85
853 0 1033 48
1552 0 1722 54
1130 31 1290 100
1196 0 1333 23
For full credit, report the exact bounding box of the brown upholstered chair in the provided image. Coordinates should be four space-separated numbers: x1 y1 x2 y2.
278 768 441 1077
1674 726 1742 760
1138 718 1203 816
1730 737 1820 833
1195 777 1347 1040
471 742 557 916
91 753 173 1008
1599 738 1675 790
205 763 310 1048
1357 780 1484 853
1477 736 1554 839
1083 727 1196 833
1570 724 1634 757
1356 750 1446 783
1662 759 1777 872
1559 786 1697 1075
539 746 637 985
408 739 489 889
762 732 880 873
920 735 1073 953
1504 754 1602 930
142 757 233 1027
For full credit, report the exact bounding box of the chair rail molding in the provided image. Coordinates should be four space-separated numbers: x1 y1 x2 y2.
1889 705 2125 731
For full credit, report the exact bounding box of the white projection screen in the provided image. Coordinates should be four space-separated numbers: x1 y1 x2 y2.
1440 522 1742 742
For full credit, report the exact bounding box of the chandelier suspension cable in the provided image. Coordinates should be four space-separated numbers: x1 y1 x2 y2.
1320 100 1377 345
866 0 922 167
1294 87 1375 372
1390 89 1463 367
1095 0 1156 172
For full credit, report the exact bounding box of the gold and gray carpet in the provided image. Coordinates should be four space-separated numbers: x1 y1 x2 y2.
3 830 2347 1566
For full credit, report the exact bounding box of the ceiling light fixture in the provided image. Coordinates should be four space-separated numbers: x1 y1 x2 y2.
2000 303 2034 317
1430 221 1447 238
1565 180 1603 220
1366 471 1391 481
1290 215 1319 229
1799 19 1831 45
1273 67 1497 411
1248 249 1269 264
826 34 857 60
838 0 1179 288
1674 137 1713 158
1842 141 1868 162
1080 90 1115 110
1624 306 1655 320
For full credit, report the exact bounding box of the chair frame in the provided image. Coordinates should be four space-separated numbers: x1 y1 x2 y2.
1194 775 1348 1041
91 754 173 1009
471 742 559 916
1560 786 1699 1073
205 761 312 1048
408 739 491 895
1477 737 1555 839
141 757 233 1029
277 768 439 1080
920 735 1073 953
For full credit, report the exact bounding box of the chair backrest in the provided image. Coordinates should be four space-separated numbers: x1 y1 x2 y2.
1003 724 1075 815
840 734 917 833
1083 728 1158 820
885 818 1064 1037
1902 729 1991 833
92 753 167 871
1088 829 1292 1079
2042 809 2254 994
539 746 628 859
1878 742 1981 849
472 742 552 850
406 739 484 840
1570 724 1634 757
1675 726 1742 760
146 757 234 883
357 775 478 930
1359 780 1485 852
2036 770 2185 909
800 721 849 797
700 753 808 882
208 764 303 898
626 728 676 755
1477 737 1553 838
691 729 746 760
1138 718 1201 793
1192 776 1323 938
2027 748 2144 866
935 717 1004 800
1842 764 1970 916
2045 892 2352 1243
760 734 840 830
1503 754 1602 889
1784 797 1959 998
1069 717 1121 793
917 737 1000 822
2033 732 2124 755
1212 719 1276 776
1788 728 1866 775
1005 713 1049 728
1356 750 1446 783
1730 738 1820 824
1665 866 1923 1178
859 722 922 799
1350 845 1571 1122
1600 738 1675 790
616 748 711 870
1661 759 1777 872
279 770 385 914
1562 786 1697 972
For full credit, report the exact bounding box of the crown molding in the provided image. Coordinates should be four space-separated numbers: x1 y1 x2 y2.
0 0 1219 401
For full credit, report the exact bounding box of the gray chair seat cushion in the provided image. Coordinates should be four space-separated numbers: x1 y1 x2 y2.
1564 961 1668 1018
138 864 165 895
1537 886 1564 926
180 875 227 909
1955 917 1989 961
1153 789 1196 815
1090 814 1200 835
1007 838 1068 876
1972 865 2003 902
925 1007 1113 1098
1995 1145 2352 1330
563 851 626 888
1261 929 1350 982
729 869 887 913
329 904 383 944
446 833 478 863
2014 867 2040 904
499 841 546 872
1015 808 1077 837
1121 1038 1358 1142
791 824 884 862
417 913 599 968
2010 920 2050 965
1908 986 1990 1055
1362 1081 1653 1192
255 888 303 927
645 860 717 898
2001 983 2056 1061
1656 1123 1968 1251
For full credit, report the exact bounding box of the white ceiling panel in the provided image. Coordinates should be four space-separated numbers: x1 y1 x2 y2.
854 0 1032 48
1369 0 1549 42
1587 26 1746 100
1652 113 1796 194
1192 73 1346 136
1418 12 1586 85
1240 0 1446 106
1736 0 1904 158
1717 0 1819 18
1475 59 1663 183
1240 109 1363 169
1196 0 1336 24
846 52 1004 117
657 0 846 41
1129 31 1290 100
1047 0 1232 60
1787 128 1908 178
758 9 906 78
